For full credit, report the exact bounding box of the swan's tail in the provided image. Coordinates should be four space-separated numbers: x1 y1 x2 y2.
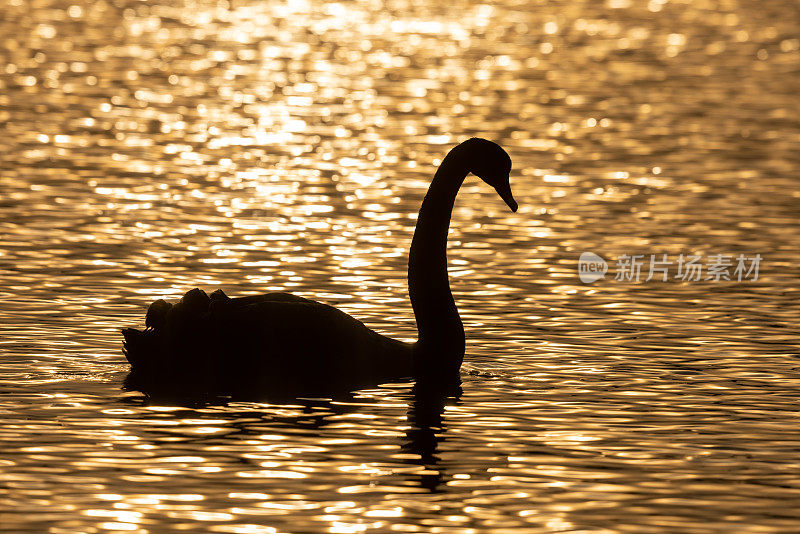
122 296 177 370
121 327 145 368
122 289 223 394
122 326 160 391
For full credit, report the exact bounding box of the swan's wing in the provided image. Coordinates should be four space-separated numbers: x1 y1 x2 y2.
207 299 411 393
211 299 370 352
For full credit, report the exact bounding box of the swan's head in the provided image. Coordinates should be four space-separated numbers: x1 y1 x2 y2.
458 138 517 212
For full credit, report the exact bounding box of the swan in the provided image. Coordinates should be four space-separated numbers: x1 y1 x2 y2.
122 138 516 398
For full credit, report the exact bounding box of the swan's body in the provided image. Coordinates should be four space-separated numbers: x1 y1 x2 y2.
122 138 516 398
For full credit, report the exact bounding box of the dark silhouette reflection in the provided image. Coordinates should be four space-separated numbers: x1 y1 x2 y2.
119 389 358 431
121 139 515 399
400 382 462 492
119 380 459 492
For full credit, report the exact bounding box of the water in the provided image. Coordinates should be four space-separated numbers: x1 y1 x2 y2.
1 0 799 531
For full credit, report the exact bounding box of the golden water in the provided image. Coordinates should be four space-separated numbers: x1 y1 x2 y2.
1 0 799 531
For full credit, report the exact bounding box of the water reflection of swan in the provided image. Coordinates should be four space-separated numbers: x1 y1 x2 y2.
122 138 516 398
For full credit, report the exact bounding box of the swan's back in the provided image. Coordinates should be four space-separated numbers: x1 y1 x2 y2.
123 288 413 398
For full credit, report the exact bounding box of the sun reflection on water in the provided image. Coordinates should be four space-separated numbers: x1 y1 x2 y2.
1 0 800 531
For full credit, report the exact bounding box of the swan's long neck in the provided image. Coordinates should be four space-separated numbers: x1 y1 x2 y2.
408 149 468 378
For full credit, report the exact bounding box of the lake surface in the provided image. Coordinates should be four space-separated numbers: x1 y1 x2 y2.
1 0 799 531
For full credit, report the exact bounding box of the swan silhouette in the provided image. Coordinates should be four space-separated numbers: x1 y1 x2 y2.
122 138 516 398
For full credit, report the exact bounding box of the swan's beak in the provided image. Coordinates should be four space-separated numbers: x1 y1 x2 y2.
495 182 518 213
